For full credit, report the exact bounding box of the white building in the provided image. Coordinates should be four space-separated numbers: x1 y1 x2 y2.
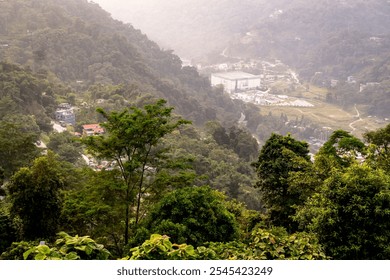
55 103 75 126
211 71 261 93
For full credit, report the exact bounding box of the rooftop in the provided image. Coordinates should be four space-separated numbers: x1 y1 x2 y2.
82 124 104 135
212 71 260 80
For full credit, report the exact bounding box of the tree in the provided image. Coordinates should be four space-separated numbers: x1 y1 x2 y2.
364 124 390 172
81 99 190 245
0 115 40 178
47 131 83 164
144 186 239 247
206 122 259 161
295 163 390 259
253 133 312 232
315 129 365 176
61 168 126 257
8 153 64 240
0 209 17 254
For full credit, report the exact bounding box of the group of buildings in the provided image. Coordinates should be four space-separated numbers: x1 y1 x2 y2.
55 103 76 126
54 103 104 136
211 71 314 108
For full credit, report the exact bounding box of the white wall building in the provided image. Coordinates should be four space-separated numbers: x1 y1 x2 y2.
211 71 261 93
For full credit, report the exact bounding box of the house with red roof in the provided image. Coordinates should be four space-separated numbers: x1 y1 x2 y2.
82 124 105 136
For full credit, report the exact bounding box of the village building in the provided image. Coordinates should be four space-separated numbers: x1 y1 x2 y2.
211 71 261 93
55 103 75 126
82 124 105 136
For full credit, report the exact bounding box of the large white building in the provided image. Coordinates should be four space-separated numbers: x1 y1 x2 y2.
211 71 261 93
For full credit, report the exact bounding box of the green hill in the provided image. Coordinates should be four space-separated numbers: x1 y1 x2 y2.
0 0 241 125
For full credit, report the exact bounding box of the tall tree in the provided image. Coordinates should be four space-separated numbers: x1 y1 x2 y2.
8 153 64 240
253 133 312 231
82 99 190 244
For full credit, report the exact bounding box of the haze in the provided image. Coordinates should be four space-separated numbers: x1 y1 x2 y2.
90 0 266 59
91 0 188 55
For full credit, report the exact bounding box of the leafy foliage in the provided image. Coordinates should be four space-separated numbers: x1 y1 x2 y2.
8 153 64 240
60 168 126 256
126 229 327 260
0 241 37 260
316 129 366 170
162 128 260 209
254 133 312 231
144 186 239 247
0 209 17 254
295 163 390 259
23 232 111 260
364 123 390 171
0 115 40 177
47 131 83 164
0 62 64 131
128 234 197 260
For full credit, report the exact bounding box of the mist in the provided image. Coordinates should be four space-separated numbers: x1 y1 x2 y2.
90 0 275 59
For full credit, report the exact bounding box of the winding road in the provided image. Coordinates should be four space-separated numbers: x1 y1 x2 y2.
349 104 363 132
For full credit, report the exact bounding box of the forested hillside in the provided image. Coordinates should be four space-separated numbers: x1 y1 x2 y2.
1 0 390 261
0 0 244 125
229 0 390 118
229 0 390 81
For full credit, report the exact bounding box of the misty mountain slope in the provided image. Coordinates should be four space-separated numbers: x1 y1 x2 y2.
0 61 68 131
94 0 285 58
0 0 245 125
228 0 390 81
108 0 389 118
96 0 390 83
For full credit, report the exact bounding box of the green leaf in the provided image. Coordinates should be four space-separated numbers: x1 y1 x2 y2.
65 252 80 260
74 245 87 252
34 253 46 260
23 248 35 260
37 245 51 255
85 245 93 256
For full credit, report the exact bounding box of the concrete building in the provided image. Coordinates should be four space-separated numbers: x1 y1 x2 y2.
55 103 75 126
211 71 261 93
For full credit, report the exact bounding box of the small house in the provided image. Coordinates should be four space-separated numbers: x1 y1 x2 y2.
82 124 105 136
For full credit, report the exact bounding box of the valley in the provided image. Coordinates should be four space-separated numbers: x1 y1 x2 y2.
198 53 388 149
1 0 390 263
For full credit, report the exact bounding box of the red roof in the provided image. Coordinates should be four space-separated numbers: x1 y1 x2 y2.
82 124 104 135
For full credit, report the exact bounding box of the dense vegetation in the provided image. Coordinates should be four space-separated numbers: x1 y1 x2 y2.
0 0 390 260
1 96 390 259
